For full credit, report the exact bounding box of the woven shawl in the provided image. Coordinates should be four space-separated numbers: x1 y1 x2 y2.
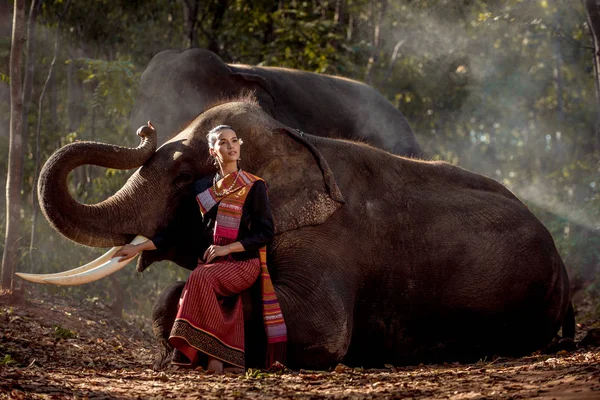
196 170 287 366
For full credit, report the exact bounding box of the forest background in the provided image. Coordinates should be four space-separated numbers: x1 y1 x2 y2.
0 0 599 329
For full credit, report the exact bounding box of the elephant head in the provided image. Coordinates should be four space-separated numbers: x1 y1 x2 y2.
37 96 344 277
130 49 276 143
130 48 422 157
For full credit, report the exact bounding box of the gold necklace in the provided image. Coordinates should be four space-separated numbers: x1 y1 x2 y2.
213 169 241 197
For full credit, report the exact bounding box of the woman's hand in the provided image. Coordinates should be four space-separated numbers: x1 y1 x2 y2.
112 240 156 262
113 244 142 262
203 245 231 263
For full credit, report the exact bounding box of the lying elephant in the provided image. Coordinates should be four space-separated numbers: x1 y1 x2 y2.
34 97 573 370
130 48 422 157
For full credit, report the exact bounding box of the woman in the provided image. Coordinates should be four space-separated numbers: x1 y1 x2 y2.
114 124 286 373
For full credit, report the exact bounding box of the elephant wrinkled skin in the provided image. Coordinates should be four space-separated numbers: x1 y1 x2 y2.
39 98 572 370
130 48 422 157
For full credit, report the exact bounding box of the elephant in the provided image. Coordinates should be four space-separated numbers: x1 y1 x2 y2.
36 96 573 370
130 48 422 157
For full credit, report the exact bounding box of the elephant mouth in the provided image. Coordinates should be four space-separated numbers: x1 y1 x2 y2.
16 235 149 286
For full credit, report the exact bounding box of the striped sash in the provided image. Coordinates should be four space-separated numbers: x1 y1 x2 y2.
197 170 287 366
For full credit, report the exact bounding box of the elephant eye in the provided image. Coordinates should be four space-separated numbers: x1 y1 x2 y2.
173 171 194 187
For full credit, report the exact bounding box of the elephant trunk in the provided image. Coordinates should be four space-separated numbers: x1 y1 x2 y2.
38 127 157 247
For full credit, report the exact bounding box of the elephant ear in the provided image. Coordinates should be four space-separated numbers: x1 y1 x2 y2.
255 127 344 234
229 67 277 117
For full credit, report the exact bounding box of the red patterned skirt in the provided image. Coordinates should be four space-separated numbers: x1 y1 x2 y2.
169 257 261 368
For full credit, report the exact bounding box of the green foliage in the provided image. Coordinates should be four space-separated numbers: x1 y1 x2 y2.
77 58 137 119
245 368 270 379
263 8 356 74
53 325 77 340
0 354 18 366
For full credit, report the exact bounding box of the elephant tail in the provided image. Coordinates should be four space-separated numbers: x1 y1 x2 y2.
562 302 575 339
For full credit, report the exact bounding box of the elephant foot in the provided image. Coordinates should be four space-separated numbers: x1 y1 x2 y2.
544 335 577 354
580 328 600 348
152 339 174 371
557 337 577 352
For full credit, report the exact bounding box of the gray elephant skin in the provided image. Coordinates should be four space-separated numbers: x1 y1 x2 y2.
130 48 422 157
39 98 573 370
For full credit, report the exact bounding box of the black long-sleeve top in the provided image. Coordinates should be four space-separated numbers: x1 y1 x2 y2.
152 174 274 262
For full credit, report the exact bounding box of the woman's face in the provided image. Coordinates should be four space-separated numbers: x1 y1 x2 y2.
210 129 241 165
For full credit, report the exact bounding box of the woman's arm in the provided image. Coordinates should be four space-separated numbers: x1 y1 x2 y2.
238 180 274 251
113 239 157 261
118 177 213 262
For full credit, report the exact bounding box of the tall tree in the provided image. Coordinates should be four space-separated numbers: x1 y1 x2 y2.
180 0 201 48
583 0 600 152
2 0 26 290
30 0 72 271
364 0 387 85
20 0 43 185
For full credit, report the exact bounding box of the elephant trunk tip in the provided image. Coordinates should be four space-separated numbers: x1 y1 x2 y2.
136 121 158 152
137 121 157 139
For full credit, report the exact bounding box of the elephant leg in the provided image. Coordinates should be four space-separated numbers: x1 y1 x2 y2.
277 284 353 369
151 281 185 371
271 234 356 369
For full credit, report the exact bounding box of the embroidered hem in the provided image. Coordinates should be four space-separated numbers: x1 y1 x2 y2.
170 319 245 368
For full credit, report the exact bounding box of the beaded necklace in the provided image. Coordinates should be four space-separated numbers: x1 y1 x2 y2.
212 169 241 197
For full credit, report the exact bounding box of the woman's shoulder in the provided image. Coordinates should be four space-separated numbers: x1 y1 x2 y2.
250 178 267 193
239 171 266 188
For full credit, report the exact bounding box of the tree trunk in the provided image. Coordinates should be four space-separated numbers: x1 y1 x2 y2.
2 0 26 290
67 59 85 134
554 36 564 124
207 0 228 55
318 0 328 19
179 0 201 48
334 0 345 27
49 68 57 125
553 23 566 165
347 13 354 41
66 56 87 197
263 1 281 45
364 0 387 85
583 0 600 153
20 0 42 195
384 39 406 82
30 1 70 271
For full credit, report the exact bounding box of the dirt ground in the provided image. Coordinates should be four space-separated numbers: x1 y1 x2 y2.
1 290 599 400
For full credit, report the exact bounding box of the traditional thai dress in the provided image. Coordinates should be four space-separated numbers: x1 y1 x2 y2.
166 170 287 368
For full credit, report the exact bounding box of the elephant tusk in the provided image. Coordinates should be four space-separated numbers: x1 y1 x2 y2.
16 248 121 284
15 235 148 285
